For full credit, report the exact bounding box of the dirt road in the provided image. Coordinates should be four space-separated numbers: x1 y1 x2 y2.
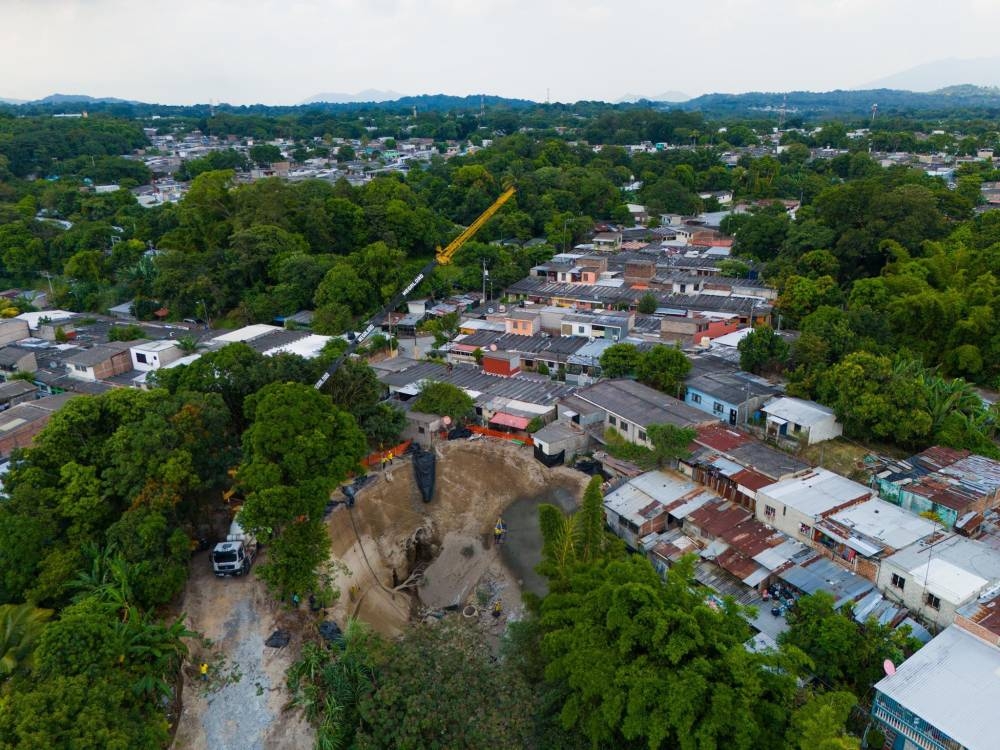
170 557 314 750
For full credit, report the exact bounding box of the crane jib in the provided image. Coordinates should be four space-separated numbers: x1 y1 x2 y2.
401 272 425 297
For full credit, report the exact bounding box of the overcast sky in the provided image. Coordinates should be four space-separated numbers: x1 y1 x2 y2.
3 0 999 104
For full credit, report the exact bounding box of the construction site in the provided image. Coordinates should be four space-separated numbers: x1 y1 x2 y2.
171 438 589 750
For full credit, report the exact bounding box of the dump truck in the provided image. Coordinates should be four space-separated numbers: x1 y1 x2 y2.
210 517 257 577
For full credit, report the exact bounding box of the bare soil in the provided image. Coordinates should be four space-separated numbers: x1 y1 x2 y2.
172 437 587 748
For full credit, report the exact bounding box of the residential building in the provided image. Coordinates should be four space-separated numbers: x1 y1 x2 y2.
481 350 521 378
755 468 872 543
877 534 1000 631
872 625 1000 750
504 309 541 336
0 319 29 346
63 342 137 382
130 340 183 371
811 498 938 582
0 346 37 377
684 371 780 426
0 380 37 411
761 397 843 445
575 379 713 449
871 447 1000 528
603 470 717 549
531 419 589 466
0 393 76 457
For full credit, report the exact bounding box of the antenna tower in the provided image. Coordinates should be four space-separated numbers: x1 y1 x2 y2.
777 94 787 130
871 103 879 122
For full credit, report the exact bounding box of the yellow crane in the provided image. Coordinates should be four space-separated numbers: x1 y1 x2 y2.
315 186 516 389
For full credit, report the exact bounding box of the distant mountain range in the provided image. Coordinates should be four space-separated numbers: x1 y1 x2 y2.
300 89 406 104
863 57 1000 92
618 91 691 104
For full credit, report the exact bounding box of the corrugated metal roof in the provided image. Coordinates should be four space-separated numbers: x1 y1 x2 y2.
875 625 1000 750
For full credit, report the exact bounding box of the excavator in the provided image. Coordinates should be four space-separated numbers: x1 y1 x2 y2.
314 185 516 390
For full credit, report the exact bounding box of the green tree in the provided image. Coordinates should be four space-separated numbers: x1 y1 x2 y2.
738 325 790 374
637 292 658 314
636 344 691 395
249 143 283 166
646 423 696 467
0 604 53 679
598 342 639 378
239 382 367 598
411 381 474 422
540 555 800 749
354 620 534 750
786 691 861 750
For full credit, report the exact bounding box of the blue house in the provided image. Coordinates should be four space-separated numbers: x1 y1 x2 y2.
684 371 779 427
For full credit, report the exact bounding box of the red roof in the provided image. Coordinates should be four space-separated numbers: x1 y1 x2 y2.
719 519 784 557
490 412 529 430
731 468 774 492
715 547 760 580
695 424 752 453
686 500 751 536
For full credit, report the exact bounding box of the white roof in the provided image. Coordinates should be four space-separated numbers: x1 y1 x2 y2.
162 353 202 369
826 499 936 551
908 558 988 603
875 625 1000 750
211 324 280 344
262 333 333 360
131 339 178 353
710 328 752 348
762 396 835 426
17 310 76 328
758 468 870 518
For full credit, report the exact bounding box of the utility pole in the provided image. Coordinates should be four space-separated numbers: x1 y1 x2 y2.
482 259 490 304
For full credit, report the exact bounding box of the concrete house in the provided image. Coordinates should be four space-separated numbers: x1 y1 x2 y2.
811 498 937 582
0 380 37 411
64 342 137 382
0 346 38 378
130 340 183 371
575 379 712 450
0 319 29 346
873 624 1000 750
755 468 872 543
684 371 780 427
761 396 843 445
877 534 1000 632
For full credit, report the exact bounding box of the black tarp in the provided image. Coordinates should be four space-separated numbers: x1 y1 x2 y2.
412 445 436 502
318 621 343 644
534 443 565 467
265 629 291 648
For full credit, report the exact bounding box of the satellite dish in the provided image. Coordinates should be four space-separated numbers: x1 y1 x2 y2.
883 659 896 677
489 344 498 351
442 416 452 426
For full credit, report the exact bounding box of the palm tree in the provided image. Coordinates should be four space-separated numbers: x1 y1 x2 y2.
923 373 984 434
175 334 203 354
0 603 53 679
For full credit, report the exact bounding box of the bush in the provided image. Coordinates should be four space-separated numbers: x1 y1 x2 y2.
107 324 144 342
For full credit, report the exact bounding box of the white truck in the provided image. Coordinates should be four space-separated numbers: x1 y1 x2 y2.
210 518 258 577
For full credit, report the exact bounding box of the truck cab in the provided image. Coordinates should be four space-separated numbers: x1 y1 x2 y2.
210 540 251 576
210 518 257 577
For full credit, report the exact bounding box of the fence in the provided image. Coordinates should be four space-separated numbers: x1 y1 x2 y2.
468 425 533 446
362 439 413 468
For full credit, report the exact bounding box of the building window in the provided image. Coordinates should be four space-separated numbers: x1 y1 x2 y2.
713 401 724 414
691 393 702 404
638 430 646 442
135 353 148 364
578 325 585 334
799 523 811 536
418 426 426 434
620 421 629 433
74 364 87 372
608 415 616 427
890 573 906 590
925 593 941 610
793 423 802 433
764 505 776 519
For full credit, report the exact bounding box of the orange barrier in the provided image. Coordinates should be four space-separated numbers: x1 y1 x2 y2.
469 425 533 446
362 439 412 467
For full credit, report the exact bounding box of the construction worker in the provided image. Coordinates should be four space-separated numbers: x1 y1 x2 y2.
199 662 209 682
492 600 503 618
387 450 394 465
494 517 507 545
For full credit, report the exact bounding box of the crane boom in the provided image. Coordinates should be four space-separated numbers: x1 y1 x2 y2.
314 186 516 390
